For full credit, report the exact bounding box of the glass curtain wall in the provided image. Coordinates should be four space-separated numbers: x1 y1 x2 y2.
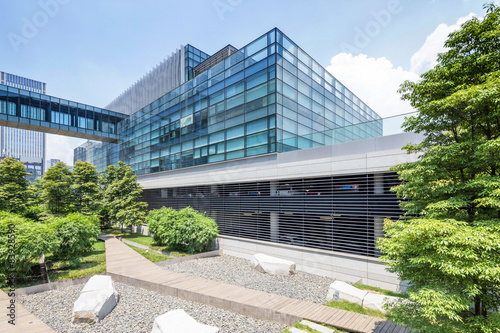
119 28 382 176
119 30 280 175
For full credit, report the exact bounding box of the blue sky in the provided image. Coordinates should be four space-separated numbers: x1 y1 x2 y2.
0 0 491 165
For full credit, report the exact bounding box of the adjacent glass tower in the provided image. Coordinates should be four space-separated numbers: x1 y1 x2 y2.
0 71 46 182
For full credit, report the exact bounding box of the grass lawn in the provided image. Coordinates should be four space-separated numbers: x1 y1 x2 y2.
5 241 107 290
48 241 106 282
102 227 190 256
281 321 344 333
325 299 386 319
125 243 171 262
353 283 407 298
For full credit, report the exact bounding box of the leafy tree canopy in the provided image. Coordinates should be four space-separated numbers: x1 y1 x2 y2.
378 3 500 332
0 157 30 214
71 161 100 215
99 161 147 228
40 162 73 215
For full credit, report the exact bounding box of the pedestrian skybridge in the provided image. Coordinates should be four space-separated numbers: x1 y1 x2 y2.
0 84 127 143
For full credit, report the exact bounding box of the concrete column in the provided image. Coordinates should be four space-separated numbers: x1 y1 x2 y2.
271 212 279 242
374 174 384 194
374 216 384 255
210 184 218 195
270 181 278 196
270 181 279 242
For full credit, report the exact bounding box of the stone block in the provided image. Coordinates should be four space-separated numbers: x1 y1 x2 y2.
73 275 119 324
250 253 296 275
326 281 368 305
363 292 401 313
151 309 219 333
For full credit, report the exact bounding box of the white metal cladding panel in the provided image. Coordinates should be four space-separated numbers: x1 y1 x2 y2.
106 46 185 115
137 133 422 190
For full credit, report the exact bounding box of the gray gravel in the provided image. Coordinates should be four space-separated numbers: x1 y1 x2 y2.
159 255 334 304
18 282 287 333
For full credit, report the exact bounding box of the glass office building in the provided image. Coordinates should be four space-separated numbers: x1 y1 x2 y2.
0 71 46 181
118 28 382 176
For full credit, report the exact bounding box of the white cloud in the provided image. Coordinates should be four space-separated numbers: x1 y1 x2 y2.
410 13 476 74
326 53 419 117
326 14 476 118
46 134 86 167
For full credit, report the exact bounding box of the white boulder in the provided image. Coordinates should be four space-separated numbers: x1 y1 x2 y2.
363 292 401 313
250 253 296 275
151 309 219 333
326 281 368 305
73 275 119 324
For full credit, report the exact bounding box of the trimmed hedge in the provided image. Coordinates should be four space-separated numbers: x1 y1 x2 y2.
146 206 219 254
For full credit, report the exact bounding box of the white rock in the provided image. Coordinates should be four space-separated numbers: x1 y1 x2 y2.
363 292 401 313
326 281 368 305
151 309 219 333
250 253 296 275
73 275 119 324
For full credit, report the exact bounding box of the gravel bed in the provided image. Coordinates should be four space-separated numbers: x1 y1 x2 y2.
159 254 334 304
18 282 287 333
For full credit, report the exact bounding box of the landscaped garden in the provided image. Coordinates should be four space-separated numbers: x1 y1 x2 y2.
0 158 219 290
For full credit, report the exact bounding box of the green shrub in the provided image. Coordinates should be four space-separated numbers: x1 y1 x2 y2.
146 206 219 253
0 212 58 287
22 205 52 222
49 213 100 265
146 207 177 245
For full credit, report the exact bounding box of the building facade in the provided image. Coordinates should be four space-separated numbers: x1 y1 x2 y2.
47 158 61 169
73 140 119 172
0 71 46 181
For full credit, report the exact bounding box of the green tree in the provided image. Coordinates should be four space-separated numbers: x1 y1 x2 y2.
0 157 30 213
99 161 147 229
71 161 100 214
378 4 500 332
40 162 73 214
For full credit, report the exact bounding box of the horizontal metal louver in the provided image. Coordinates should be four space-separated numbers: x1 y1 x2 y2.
141 172 403 257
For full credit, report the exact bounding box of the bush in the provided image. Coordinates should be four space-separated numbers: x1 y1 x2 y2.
0 212 58 287
146 207 177 245
22 205 52 222
146 207 219 253
49 213 100 265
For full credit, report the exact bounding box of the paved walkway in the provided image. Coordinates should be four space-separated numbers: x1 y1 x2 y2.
105 237 410 333
0 290 55 333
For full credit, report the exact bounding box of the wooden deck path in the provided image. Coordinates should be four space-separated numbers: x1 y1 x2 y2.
106 237 410 333
0 290 55 333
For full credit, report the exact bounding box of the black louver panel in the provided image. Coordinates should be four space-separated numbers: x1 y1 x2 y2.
141 172 403 257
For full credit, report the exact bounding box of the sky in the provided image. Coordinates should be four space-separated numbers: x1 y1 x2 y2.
0 0 493 165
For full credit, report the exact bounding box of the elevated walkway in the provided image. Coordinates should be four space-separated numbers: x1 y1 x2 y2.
0 83 126 143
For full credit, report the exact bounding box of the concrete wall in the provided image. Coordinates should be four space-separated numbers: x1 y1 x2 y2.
130 224 152 237
216 235 407 292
